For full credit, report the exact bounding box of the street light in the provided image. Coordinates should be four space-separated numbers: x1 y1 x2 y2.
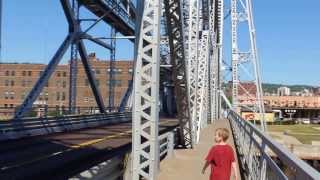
285 109 296 121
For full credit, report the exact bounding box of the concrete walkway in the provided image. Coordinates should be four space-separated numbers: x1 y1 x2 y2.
158 119 241 180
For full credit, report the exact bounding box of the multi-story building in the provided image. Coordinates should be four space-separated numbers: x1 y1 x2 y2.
277 86 291 96
0 53 133 112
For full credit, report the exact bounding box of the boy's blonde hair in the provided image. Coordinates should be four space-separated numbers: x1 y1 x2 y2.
215 128 230 141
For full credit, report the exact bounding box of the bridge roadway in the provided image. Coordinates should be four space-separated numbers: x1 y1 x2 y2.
158 119 241 180
0 118 179 179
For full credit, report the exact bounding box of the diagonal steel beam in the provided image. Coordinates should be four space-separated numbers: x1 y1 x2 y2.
14 34 75 119
77 40 106 113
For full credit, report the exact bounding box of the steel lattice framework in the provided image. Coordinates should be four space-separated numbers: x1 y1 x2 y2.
69 0 79 114
5 0 319 179
186 0 200 144
164 0 194 148
132 0 161 179
195 30 210 143
231 0 266 131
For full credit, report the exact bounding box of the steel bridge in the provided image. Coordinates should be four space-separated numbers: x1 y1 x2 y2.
0 0 319 179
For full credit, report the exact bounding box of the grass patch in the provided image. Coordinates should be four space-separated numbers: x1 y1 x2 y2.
269 134 282 140
268 124 320 144
268 124 320 134
289 134 320 144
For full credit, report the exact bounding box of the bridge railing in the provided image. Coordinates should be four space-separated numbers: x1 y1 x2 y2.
228 110 320 180
0 112 131 141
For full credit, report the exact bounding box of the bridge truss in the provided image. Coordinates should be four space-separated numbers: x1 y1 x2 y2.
6 0 318 179
132 0 224 178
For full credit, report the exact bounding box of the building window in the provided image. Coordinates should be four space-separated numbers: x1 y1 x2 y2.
11 71 15 76
56 92 60 101
115 68 122 74
62 92 66 101
5 80 9 86
27 80 32 86
11 80 14 86
4 104 8 108
115 80 122 87
63 71 67 77
39 71 43 76
45 82 49 87
84 97 89 102
10 104 14 108
5 71 9 76
56 80 61 87
107 68 122 74
95 69 100 74
28 71 32 76
22 71 26 76
22 80 26 87
57 71 61 77
4 92 9 99
107 80 122 87
21 92 26 100
128 68 133 74
10 92 15 99
62 81 67 88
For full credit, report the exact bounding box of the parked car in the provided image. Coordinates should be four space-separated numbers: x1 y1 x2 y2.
310 118 320 124
302 119 310 124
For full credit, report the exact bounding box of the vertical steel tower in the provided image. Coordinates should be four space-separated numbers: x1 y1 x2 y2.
69 0 78 114
108 27 116 111
132 0 161 179
231 0 266 131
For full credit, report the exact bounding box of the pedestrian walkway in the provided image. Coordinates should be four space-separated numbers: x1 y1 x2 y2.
158 119 241 180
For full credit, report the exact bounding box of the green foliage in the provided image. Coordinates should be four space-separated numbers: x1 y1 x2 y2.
262 83 315 94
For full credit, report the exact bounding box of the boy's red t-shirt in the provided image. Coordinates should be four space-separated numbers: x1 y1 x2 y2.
205 144 235 180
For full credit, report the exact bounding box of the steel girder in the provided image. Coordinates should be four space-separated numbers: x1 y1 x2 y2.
14 34 76 119
108 27 116 111
78 0 136 37
231 0 266 131
211 0 224 122
216 0 224 120
77 40 106 113
14 0 107 118
186 0 200 144
69 0 79 114
118 78 133 112
164 0 194 148
195 30 210 143
131 0 161 179
231 0 239 112
208 0 217 123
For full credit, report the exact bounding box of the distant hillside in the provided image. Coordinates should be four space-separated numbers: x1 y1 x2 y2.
262 83 316 93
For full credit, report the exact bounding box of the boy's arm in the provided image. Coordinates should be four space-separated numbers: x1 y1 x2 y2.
232 162 238 180
202 160 210 174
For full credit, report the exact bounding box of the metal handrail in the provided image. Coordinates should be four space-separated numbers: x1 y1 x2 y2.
228 110 320 180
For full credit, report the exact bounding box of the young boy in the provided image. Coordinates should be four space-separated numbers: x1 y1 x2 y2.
202 128 238 180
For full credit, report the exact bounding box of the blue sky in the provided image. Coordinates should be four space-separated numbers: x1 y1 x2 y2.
1 0 320 86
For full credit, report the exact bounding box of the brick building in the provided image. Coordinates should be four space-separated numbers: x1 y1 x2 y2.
0 53 133 111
